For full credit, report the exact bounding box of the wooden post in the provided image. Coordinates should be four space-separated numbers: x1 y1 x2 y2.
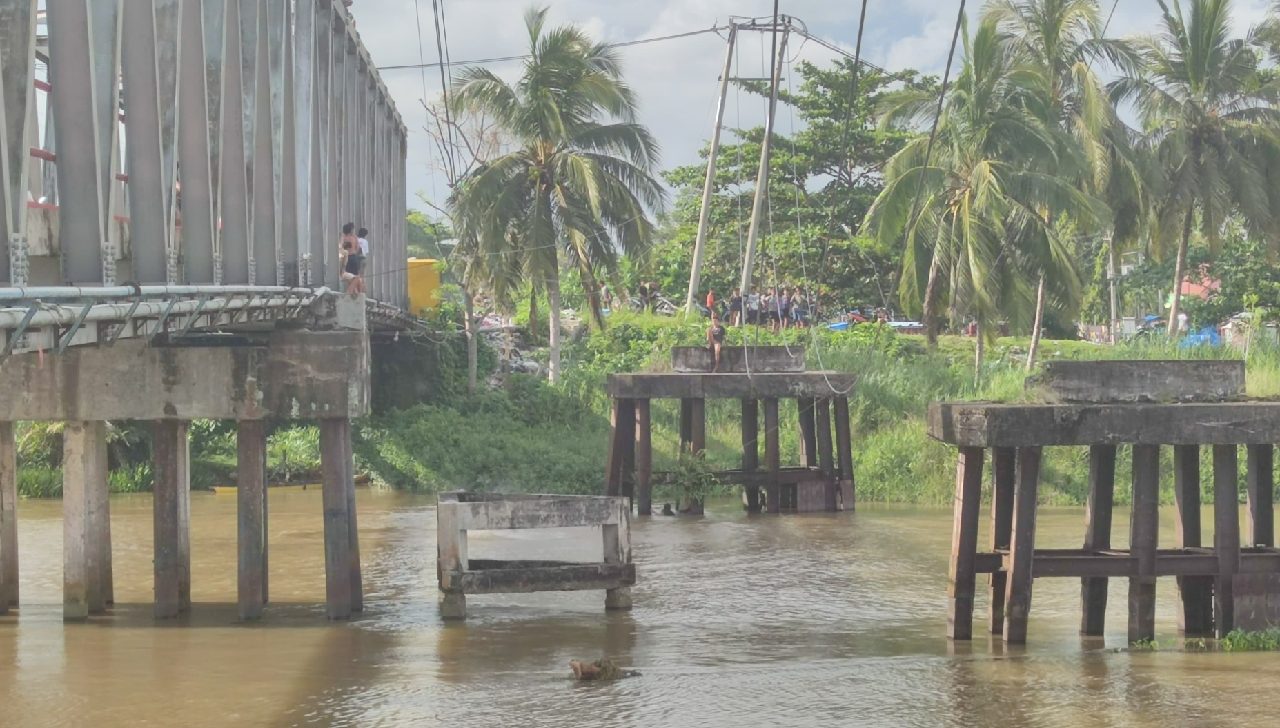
604 398 636 497
816 399 836 511
690 398 706 456
1003 446 1042 644
320 419 354 620
988 447 1015 634
635 400 653 516
153 421 190 618
1174 445 1211 636
437 501 468 619
764 398 781 513
1246 444 1274 547
742 399 760 512
679 398 694 454
237 421 267 620
1128 445 1159 644
834 396 855 511
604 498 633 610
1080 444 1116 636
1213 444 1240 638
62 422 106 621
0 422 16 611
797 397 817 467
947 447 985 640
341 420 363 613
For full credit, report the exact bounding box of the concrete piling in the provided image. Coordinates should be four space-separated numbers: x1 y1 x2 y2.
320 419 354 620
63 421 108 621
237 421 268 620
0 422 17 611
153 421 191 618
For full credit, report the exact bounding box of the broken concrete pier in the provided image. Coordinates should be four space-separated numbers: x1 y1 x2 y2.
436 492 635 619
606 346 856 514
933 360 1280 644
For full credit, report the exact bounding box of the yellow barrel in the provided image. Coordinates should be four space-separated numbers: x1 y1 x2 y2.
407 258 442 315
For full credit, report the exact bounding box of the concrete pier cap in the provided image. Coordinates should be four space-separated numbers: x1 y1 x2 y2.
671 345 805 373
0 296 370 421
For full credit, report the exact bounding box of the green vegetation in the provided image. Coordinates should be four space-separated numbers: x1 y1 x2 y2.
1220 628 1280 651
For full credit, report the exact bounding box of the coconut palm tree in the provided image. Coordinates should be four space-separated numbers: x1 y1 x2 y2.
1111 0 1280 336
449 7 666 382
866 16 1099 361
984 0 1136 368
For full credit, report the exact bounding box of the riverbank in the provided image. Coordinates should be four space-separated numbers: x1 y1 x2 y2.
14 313 1280 504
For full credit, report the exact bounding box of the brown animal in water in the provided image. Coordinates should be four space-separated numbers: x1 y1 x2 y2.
569 658 640 681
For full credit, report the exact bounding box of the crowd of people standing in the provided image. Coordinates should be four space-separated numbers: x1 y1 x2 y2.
719 286 812 333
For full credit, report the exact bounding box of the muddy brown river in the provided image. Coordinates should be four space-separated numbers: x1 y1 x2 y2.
1 489 1278 727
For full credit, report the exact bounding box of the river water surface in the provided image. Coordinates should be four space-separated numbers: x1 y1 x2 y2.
1 489 1278 727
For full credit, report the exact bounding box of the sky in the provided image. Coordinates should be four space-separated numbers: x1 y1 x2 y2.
349 0 1276 216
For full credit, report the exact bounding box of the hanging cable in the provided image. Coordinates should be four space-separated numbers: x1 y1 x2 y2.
429 0 458 181
900 0 967 335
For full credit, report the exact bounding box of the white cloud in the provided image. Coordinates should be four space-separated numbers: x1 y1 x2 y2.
351 0 1280 214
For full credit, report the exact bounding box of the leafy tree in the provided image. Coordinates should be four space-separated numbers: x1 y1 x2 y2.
449 6 666 382
866 15 1100 364
405 210 452 260
1111 0 1280 336
658 58 936 314
985 0 1136 367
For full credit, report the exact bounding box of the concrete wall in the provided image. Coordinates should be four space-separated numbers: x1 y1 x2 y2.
0 330 369 421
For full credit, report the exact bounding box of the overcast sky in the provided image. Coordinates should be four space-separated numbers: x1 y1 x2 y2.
350 0 1275 216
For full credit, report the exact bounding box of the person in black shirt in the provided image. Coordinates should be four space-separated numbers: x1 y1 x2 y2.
706 311 727 372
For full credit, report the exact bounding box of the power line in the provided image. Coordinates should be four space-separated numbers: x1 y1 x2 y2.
429 0 458 181
902 0 967 308
377 25 731 71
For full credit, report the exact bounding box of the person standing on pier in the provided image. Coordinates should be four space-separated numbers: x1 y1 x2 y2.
706 311 726 372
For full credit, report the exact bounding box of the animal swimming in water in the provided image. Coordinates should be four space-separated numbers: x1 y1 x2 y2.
569 658 641 681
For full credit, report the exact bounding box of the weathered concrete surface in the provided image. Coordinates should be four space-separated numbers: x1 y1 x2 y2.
929 401 1280 447
608 372 855 399
671 346 805 373
0 329 369 421
1028 360 1246 403
442 493 626 531
436 493 634 618
1233 573 1280 630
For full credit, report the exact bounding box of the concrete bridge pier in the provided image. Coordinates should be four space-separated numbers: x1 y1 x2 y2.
237 422 268 620
62 421 111 620
319 418 362 620
0 423 17 612
153 421 192 618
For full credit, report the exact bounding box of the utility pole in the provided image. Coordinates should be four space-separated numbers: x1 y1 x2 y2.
684 23 739 316
737 11 788 321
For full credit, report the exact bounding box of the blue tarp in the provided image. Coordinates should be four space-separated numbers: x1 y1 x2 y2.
1180 326 1221 348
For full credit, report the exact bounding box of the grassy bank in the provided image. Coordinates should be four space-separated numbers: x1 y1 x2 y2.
15 312 1280 505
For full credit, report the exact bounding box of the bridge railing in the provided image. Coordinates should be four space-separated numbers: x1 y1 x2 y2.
0 1 407 309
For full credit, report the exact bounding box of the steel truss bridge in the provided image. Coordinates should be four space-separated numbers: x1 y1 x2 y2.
0 1 411 355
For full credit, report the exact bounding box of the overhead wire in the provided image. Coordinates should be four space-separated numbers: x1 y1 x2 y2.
377 25 732 71
429 0 458 181
900 0 967 338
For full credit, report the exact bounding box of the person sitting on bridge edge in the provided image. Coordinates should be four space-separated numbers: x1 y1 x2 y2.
706 310 726 372
339 222 360 294
344 227 368 295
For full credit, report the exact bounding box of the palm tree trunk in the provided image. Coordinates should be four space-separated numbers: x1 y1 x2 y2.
1108 237 1119 344
922 252 943 349
547 272 562 384
1167 207 1193 337
1025 274 1046 372
464 290 479 394
528 286 539 344
579 264 606 331
974 320 984 386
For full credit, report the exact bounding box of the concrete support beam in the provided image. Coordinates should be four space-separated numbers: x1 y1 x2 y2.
236 420 267 620
319 418 353 620
153 420 191 618
0 329 370 422
947 447 984 640
988 447 1015 634
341 419 362 613
0 422 16 610
62 421 108 620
